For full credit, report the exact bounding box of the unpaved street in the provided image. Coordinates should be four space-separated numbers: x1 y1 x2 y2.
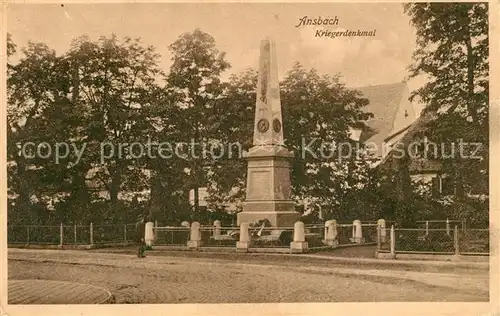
8 249 489 303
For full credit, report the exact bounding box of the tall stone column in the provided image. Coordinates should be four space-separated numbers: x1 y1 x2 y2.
237 38 300 228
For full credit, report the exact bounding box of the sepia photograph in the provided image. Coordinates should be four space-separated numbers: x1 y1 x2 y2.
2 1 496 312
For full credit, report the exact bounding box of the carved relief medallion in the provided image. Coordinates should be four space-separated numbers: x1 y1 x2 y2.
257 119 270 133
272 118 282 133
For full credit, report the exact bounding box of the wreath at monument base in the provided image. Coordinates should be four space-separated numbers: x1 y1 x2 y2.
249 219 272 237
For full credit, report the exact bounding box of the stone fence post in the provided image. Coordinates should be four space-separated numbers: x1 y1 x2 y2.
352 220 364 244
290 221 308 253
377 219 386 243
213 220 222 240
187 221 201 249
446 218 451 236
236 223 250 252
145 222 154 247
324 220 338 247
454 225 460 257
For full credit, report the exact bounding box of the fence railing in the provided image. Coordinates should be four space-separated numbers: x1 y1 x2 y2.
361 224 378 243
249 227 294 248
416 220 466 229
9 221 489 256
304 224 326 248
337 224 353 244
154 227 191 246
8 223 137 246
199 226 239 247
377 226 489 255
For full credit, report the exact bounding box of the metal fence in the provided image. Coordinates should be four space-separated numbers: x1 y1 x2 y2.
62 225 91 245
459 229 489 254
8 223 137 246
395 229 455 253
200 226 239 247
337 224 353 244
154 227 191 246
11 221 486 256
377 227 489 255
361 224 378 243
9 225 61 245
416 220 466 231
249 227 295 248
304 224 325 248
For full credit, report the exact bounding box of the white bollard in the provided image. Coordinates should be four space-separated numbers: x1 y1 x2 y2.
187 221 201 249
377 219 386 243
352 220 364 244
145 222 154 247
213 220 222 240
236 223 250 251
290 221 308 253
324 220 338 247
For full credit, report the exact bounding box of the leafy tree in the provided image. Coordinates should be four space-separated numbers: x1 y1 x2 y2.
205 63 373 220
165 29 231 214
204 69 256 214
404 3 488 199
281 63 372 213
66 34 165 221
7 34 167 225
7 41 74 224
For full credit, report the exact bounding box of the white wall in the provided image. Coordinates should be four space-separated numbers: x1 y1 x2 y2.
348 127 363 142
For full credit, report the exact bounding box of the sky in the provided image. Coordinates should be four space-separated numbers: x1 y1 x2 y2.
7 3 426 113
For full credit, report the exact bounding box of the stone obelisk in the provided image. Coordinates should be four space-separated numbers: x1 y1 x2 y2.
236 38 300 228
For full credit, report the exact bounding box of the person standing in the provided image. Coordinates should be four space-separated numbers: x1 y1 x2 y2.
136 216 147 258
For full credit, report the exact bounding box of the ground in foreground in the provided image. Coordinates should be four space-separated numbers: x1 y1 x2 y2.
8 249 489 303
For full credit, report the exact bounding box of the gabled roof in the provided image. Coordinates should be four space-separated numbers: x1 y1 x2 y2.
356 82 412 157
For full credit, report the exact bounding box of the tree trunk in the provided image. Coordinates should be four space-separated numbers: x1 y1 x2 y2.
110 167 121 208
396 148 414 227
453 29 475 200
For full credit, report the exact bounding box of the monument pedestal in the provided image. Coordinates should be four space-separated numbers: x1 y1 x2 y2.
237 145 300 227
